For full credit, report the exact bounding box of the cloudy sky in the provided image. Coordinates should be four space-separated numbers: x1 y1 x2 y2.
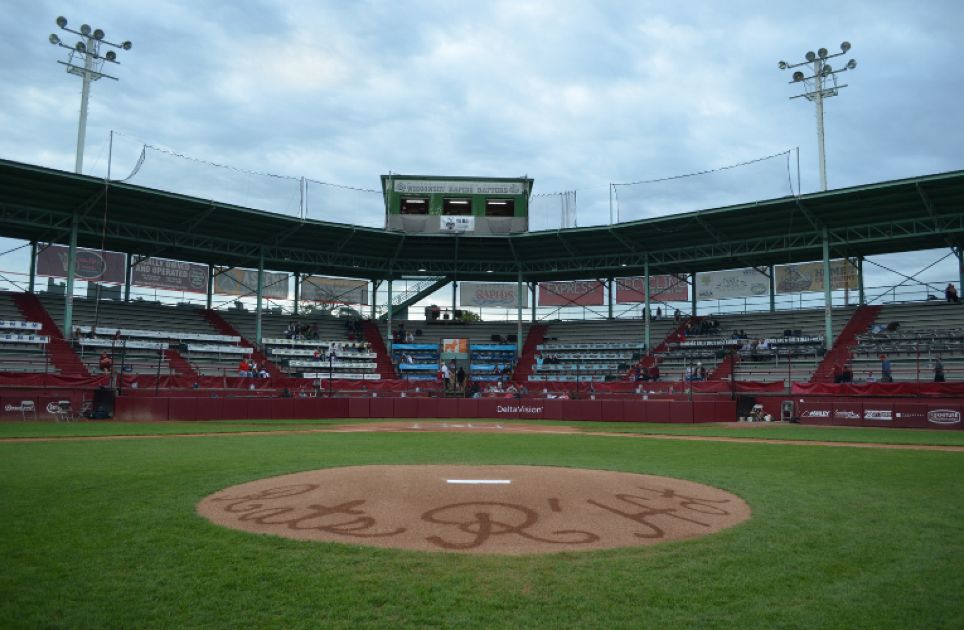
1 0 962 303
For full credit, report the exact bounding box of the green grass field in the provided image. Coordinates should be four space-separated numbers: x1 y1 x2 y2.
2 420 962 628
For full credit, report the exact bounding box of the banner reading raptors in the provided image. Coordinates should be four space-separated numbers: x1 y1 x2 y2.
301 276 369 305
37 244 125 284
214 267 289 300
538 280 604 306
131 256 209 293
460 282 528 308
616 275 688 303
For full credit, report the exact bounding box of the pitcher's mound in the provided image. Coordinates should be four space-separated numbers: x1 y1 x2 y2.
198 465 750 554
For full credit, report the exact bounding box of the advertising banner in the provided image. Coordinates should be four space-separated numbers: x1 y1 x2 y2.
538 280 605 307
131 256 209 294
460 282 528 308
615 275 688 303
696 268 769 301
440 216 475 233
214 267 289 300
301 276 369 305
442 338 469 354
775 259 858 293
37 244 125 284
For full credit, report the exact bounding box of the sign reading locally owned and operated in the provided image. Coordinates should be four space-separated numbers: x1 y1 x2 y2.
394 180 526 195
214 267 289 300
301 276 369 305
538 280 605 307
37 244 126 284
460 282 528 308
696 267 769 301
774 259 858 293
615 275 689 303
131 256 209 293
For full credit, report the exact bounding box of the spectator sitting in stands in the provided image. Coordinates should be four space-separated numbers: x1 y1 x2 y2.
865 371 876 383
535 352 544 368
469 381 482 398
674 310 681 324
648 364 660 381
634 364 643 381
885 321 900 333
259 365 270 378
946 283 959 304
934 355 945 382
832 362 843 383
841 364 854 383
238 358 250 377
880 355 893 383
698 363 707 381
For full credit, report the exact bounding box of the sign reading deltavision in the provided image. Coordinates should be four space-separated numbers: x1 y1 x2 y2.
394 180 526 195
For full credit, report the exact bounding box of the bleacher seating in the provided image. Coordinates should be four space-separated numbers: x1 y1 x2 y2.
0 293 53 373
654 306 857 384
850 302 964 382
38 295 250 377
529 320 654 383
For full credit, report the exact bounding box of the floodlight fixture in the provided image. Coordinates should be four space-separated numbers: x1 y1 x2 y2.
777 41 857 192
48 14 134 174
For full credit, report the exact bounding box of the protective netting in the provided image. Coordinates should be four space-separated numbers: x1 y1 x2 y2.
120 145 303 217
304 179 384 227
528 190 578 232
612 151 796 223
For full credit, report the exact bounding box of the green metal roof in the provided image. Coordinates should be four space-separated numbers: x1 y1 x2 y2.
1 158 962 282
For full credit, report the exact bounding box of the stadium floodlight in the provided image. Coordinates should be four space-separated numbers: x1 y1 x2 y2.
48 15 133 174
777 41 857 191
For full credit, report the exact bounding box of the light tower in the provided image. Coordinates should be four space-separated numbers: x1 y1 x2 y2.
49 16 132 174
778 42 856 191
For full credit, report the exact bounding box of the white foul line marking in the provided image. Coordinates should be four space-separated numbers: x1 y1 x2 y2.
446 479 512 485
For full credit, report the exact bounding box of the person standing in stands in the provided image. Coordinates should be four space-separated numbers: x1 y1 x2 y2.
832 362 843 384
456 366 466 392
934 355 946 382
440 361 451 391
946 283 959 304
880 355 893 383
98 351 113 374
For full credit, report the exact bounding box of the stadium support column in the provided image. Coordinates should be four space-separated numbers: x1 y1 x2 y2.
607 278 614 320
28 241 37 294
63 212 78 340
955 246 964 291
452 280 457 314
386 279 393 354
821 228 833 349
293 273 300 316
857 257 865 305
769 266 776 312
690 273 697 317
530 282 536 322
206 265 214 310
371 280 379 320
124 254 133 302
255 250 264 348
643 259 651 352
516 272 523 358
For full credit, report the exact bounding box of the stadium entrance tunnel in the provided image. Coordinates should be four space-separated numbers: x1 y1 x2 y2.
198 465 751 555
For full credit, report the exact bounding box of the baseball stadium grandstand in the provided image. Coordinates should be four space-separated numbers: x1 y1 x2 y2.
0 157 963 428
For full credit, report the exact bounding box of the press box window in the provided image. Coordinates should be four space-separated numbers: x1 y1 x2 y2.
442 198 472 215
485 199 515 217
400 197 429 214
